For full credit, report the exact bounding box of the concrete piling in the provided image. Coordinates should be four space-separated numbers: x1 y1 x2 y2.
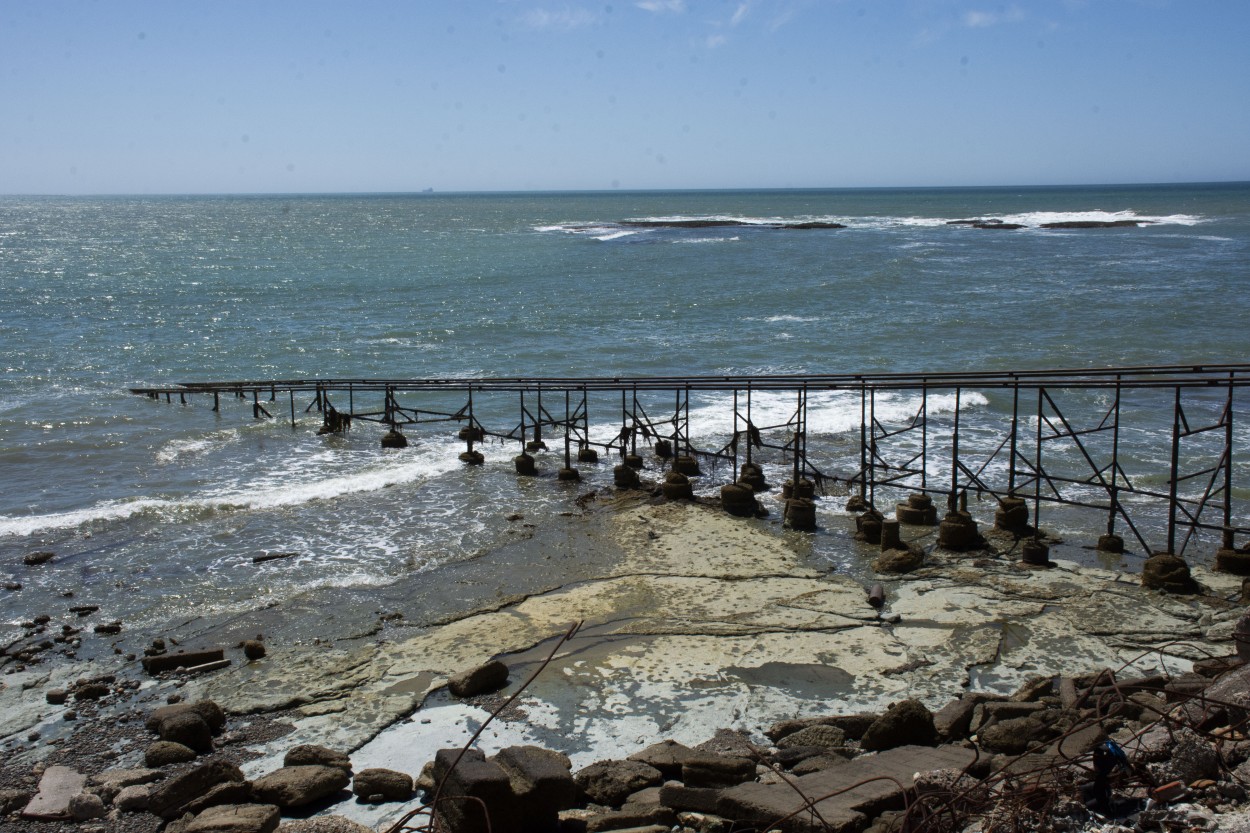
937 510 981 551
1215 546 1250 575
896 493 937 526
662 471 694 501
880 519 902 551
674 455 702 477
614 464 641 489
380 429 408 449
1020 539 1052 568
1097 534 1125 553
738 462 768 492
782 479 815 500
784 498 817 531
720 483 757 517
1141 553 1200 594
995 496 1030 535
855 510 884 544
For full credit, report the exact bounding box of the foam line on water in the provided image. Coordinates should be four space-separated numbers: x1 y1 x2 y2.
0 436 471 537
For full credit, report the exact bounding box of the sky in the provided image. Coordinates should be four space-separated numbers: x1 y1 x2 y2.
2 1 1248 194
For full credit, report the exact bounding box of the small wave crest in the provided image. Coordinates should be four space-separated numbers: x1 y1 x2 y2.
156 430 241 464
996 209 1201 227
0 438 470 537
679 389 989 439
536 209 1203 237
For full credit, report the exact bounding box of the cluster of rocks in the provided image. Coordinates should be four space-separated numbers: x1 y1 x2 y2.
3 695 421 833
416 658 1250 833
2 560 125 670
946 218 1150 231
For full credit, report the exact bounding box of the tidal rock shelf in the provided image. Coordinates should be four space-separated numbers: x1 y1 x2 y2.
2 492 1248 831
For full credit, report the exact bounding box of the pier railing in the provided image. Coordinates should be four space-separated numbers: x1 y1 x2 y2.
132 363 1250 560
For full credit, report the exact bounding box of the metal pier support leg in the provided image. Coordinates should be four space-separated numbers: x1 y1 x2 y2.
559 391 579 481
1099 380 1125 553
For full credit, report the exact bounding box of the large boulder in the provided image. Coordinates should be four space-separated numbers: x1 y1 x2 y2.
115 785 151 812
766 714 876 743
679 754 756 788
146 701 227 734
182 803 280 833
351 768 412 802
0 790 31 816
494 745 577 818
251 766 350 809
68 792 106 821
146 741 198 767
776 724 846 751
148 759 247 820
574 760 663 807
283 745 352 773
977 717 1046 755
430 749 512 833
182 782 256 817
160 711 214 753
860 700 937 751
627 740 697 779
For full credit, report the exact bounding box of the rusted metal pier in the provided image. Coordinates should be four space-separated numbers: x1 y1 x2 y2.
132 363 1250 561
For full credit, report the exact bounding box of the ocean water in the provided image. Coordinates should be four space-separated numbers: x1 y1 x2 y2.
2 183 1249 636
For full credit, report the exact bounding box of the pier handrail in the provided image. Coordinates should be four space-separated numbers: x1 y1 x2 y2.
131 362 1250 397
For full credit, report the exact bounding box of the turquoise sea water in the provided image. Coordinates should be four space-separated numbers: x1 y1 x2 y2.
1 183 1248 633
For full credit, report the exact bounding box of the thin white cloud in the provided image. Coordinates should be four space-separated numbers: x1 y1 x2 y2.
962 5 1026 29
636 0 686 12
706 33 728 48
730 2 751 26
522 7 600 30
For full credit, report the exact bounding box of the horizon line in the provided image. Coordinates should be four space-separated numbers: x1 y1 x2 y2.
2 179 1248 199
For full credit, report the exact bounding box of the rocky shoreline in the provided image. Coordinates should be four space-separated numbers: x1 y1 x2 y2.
4 488 1250 831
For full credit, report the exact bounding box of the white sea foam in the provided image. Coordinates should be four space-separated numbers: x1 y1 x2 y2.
535 209 1203 237
155 430 241 463
996 209 1201 227
622 214 778 226
673 236 739 244
680 389 988 439
0 437 470 537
